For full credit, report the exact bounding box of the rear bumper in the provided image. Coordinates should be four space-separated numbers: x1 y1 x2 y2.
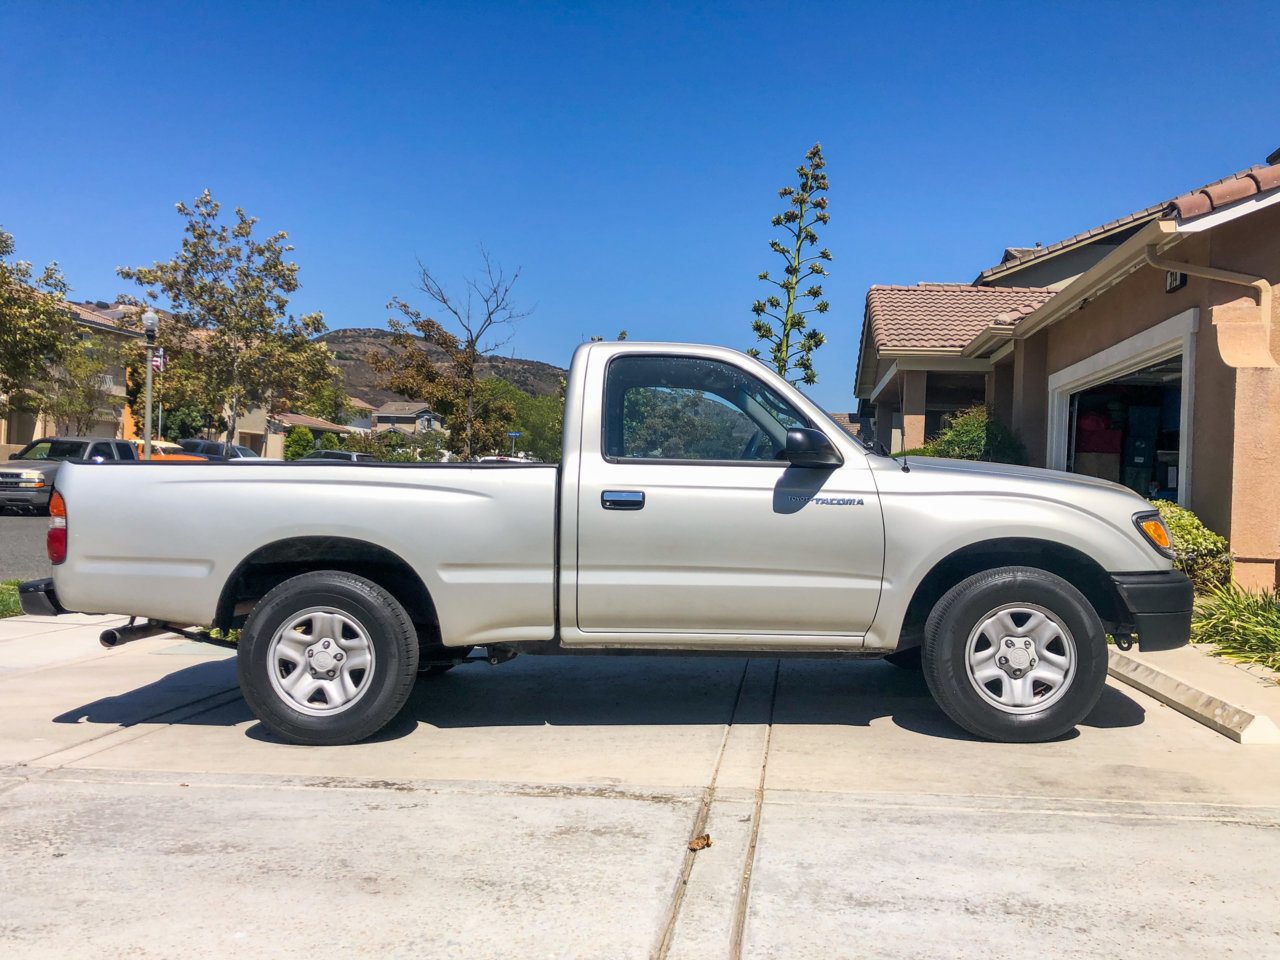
1111 570 1194 652
18 578 64 618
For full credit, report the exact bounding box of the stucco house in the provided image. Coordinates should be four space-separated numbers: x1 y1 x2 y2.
0 301 141 456
373 400 446 435
855 155 1280 588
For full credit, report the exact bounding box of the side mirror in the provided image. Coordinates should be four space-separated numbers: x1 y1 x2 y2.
784 428 843 468
7 453 18 460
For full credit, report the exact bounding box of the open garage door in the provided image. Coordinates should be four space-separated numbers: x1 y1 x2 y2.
1069 355 1182 499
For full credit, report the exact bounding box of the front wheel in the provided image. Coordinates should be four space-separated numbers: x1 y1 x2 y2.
238 571 420 745
922 566 1107 742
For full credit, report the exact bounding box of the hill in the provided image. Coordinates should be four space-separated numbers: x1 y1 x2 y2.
318 328 567 405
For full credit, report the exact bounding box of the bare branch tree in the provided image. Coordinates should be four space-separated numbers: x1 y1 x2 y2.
376 248 533 458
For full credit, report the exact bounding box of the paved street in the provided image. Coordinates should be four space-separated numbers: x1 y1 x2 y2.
1 616 1278 959
0 516 49 582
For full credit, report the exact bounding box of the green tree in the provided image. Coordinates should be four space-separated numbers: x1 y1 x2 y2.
317 430 340 450
118 191 327 454
0 226 75 415
748 143 831 385
40 336 125 436
481 378 564 461
283 425 315 460
374 249 532 458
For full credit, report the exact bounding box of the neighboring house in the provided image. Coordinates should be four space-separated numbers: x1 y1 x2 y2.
261 412 352 458
824 411 876 444
0 301 141 456
856 155 1280 588
373 400 446 435
346 397 376 433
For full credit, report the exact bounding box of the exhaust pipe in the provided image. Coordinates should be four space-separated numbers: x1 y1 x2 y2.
99 621 169 649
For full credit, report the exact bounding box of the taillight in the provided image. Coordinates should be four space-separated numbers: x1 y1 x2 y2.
48 490 67 565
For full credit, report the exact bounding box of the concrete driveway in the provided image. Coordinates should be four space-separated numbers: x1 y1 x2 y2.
0 515 50 582
1 617 1278 959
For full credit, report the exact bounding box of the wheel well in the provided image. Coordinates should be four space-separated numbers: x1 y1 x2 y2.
216 536 441 644
895 539 1126 650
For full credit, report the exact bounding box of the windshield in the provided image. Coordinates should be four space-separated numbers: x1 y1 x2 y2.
16 439 90 461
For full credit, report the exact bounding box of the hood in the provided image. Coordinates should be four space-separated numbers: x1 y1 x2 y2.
886 455 1134 493
1 460 62 476
867 454 1156 516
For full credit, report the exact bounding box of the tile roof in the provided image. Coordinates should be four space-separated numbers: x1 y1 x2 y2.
864 284 1058 353
1165 165 1280 218
347 397 376 410
274 412 352 434
976 165 1279 283
376 400 435 415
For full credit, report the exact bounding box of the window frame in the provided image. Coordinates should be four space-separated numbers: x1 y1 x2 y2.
600 353 814 467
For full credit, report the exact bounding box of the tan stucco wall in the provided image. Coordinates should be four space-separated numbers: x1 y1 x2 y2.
901 370 927 451
1017 204 1280 586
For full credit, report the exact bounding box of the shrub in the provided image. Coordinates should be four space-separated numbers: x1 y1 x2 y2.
283 425 315 461
1150 500 1232 593
1192 583 1280 670
895 406 1026 464
317 431 340 451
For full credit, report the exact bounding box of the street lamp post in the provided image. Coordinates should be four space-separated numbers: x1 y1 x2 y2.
142 309 158 461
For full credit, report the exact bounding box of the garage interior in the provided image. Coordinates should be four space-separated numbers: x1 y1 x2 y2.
1068 355 1182 500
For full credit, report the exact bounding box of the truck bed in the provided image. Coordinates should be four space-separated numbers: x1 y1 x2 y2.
52 460 559 647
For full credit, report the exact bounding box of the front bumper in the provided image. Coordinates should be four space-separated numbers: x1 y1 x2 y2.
0 486 51 509
18 578 64 618
1111 570 1194 652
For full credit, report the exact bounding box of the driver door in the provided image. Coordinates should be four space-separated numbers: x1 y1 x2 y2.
574 353 884 639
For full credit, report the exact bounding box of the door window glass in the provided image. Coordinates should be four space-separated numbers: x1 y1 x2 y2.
604 355 807 462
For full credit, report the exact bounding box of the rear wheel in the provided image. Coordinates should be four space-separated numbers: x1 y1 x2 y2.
238 571 419 745
922 566 1107 742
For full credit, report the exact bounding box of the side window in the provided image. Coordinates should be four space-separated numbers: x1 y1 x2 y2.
89 443 115 461
603 355 807 462
114 441 137 461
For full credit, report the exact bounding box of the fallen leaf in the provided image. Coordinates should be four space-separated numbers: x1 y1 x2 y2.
688 833 712 851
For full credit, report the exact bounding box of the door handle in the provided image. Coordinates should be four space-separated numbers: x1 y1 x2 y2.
602 490 645 510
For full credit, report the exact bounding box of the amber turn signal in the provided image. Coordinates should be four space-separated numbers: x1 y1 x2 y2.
1133 512 1174 558
1140 518 1170 550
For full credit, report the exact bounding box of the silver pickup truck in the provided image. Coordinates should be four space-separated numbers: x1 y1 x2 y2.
21 341 1193 745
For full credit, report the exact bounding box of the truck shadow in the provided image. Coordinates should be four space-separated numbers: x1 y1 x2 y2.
49 654 1145 744
373 655 1145 744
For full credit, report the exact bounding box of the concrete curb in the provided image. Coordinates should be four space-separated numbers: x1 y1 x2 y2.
1108 648 1280 745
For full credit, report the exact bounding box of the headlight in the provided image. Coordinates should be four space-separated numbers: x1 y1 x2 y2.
18 471 45 488
1133 511 1174 559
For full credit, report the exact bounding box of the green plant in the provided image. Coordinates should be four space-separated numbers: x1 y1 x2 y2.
1150 500 1232 593
317 431 340 451
283 425 315 460
1191 582 1280 671
0 580 21 619
897 406 1026 464
748 142 830 385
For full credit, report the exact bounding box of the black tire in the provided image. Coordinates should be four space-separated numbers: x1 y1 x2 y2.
922 566 1107 742
238 570 419 745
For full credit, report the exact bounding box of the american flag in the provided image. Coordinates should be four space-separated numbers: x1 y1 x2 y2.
151 348 165 372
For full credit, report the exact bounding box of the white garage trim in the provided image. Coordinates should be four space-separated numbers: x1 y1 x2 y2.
1046 308 1198 506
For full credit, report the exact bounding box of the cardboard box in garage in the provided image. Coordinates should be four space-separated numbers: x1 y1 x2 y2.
1074 451 1121 482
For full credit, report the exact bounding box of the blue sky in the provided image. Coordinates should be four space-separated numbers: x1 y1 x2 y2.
2 1 1278 410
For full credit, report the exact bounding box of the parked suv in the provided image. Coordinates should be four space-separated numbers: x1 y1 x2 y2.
1 437 137 514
